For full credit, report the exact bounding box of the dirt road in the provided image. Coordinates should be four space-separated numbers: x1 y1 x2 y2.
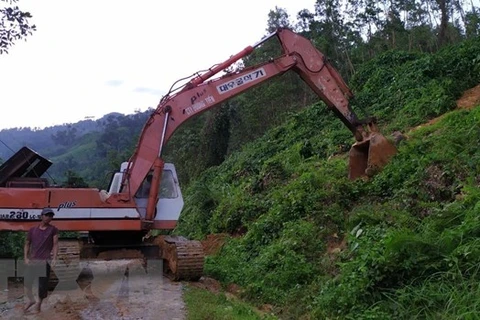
0 259 186 320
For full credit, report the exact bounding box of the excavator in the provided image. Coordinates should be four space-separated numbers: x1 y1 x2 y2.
0 28 397 285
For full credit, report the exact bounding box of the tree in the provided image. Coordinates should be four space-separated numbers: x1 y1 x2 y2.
266 6 292 33
51 126 78 147
199 103 231 168
436 0 451 46
465 8 480 38
0 0 36 54
64 170 89 188
0 231 24 258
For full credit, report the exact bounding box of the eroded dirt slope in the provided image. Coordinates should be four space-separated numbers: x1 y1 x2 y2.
414 83 480 130
456 84 480 109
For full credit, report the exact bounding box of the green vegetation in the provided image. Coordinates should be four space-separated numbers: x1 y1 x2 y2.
1 1 480 318
183 286 277 320
0 0 36 54
176 37 480 319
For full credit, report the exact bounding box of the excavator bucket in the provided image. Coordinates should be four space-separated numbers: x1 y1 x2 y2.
348 133 397 180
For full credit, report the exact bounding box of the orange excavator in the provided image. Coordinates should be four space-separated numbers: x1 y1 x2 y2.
0 28 397 283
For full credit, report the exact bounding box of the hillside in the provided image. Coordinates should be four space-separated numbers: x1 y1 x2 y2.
2 1 480 319
0 112 122 159
0 4 479 318
0 111 151 186
175 38 480 319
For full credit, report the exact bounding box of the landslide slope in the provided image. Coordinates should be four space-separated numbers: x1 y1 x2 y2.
177 37 480 319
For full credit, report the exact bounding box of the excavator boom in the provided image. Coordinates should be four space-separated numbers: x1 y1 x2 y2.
124 28 397 221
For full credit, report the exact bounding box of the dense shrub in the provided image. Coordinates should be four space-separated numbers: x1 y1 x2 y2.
178 37 480 319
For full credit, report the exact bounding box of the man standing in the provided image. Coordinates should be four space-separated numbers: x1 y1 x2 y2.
23 208 59 314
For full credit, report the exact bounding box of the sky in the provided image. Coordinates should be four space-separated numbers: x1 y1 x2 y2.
0 0 316 130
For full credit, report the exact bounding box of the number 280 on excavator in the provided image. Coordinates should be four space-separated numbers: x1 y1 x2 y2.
0 28 397 283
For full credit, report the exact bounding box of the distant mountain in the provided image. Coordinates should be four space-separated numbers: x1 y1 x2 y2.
0 110 152 186
0 120 95 160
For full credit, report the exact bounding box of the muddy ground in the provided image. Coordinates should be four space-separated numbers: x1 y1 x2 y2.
0 259 185 320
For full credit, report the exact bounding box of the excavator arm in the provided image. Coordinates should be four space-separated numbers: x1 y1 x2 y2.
0 28 397 283
120 28 397 221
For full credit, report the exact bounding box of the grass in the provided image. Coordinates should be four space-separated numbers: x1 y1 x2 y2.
177 36 480 319
183 285 277 320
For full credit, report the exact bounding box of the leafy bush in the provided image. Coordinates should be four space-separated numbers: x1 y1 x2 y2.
178 37 480 319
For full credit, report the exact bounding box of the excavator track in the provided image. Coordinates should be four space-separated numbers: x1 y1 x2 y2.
48 239 81 291
158 236 204 281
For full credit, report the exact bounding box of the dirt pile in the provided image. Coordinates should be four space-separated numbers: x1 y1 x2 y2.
189 276 222 293
414 83 480 131
456 84 480 109
152 234 166 246
201 233 228 256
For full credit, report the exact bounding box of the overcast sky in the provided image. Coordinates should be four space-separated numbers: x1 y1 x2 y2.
0 0 316 130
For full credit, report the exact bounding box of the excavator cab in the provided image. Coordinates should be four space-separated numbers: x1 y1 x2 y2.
108 162 184 223
133 163 184 223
